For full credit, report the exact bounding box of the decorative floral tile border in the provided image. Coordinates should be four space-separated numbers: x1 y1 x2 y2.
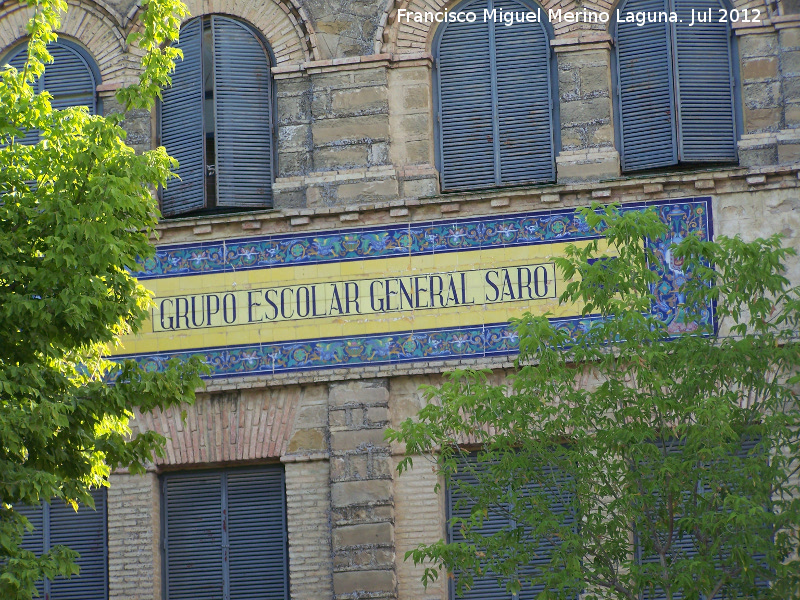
134 205 604 280
118 198 712 379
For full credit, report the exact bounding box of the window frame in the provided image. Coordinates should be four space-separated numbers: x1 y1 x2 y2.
159 464 289 600
1 37 102 115
15 488 109 600
610 0 744 173
445 450 578 600
156 14 278 219
431 0 561 192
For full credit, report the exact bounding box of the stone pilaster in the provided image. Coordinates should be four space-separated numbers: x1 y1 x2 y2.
284 459 335 600
329 379 396 600
554 40 621 182
107 471 161 600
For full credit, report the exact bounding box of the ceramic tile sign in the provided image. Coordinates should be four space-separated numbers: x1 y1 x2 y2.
112 198 711 379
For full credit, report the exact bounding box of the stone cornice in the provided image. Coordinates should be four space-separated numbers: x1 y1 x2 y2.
153 163 800 247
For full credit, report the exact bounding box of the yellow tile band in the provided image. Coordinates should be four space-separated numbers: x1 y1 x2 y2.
115 239 609 356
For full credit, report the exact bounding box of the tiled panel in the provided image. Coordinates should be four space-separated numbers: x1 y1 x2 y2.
113 198 712 379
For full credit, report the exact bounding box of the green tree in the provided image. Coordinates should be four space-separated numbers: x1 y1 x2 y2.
0 0 204 597
388 205 800 599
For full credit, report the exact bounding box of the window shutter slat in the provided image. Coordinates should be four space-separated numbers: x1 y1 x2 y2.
616 0 678 171
212 16 273 208
674 0 737 162
493 0 555 184
163 473 225 600
160 17 205 217
48 489 107 600
437 0 496 190
227 468 288 599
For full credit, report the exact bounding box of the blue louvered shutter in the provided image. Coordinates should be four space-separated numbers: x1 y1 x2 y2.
15 503 46 598
227 468 288 599
674 0 737 162
615 0 678 171
212 16 273 208
436 0 554 190
437 0 496 190
516 466 575 600
163 467 288 600
734 438 771 592
493 0 554 184
638 439 770 599
6 48 28 78
636 439 695 600
448 456 574 600
4 42 97 145
163 473 225 600
16 489 107 600
49 489 107 600
44 44 97 114
160 18 205 217
448 457 511 600
4 49 40 146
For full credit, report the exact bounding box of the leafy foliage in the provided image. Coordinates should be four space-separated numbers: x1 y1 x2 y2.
0 0 204 597
388 205 800 600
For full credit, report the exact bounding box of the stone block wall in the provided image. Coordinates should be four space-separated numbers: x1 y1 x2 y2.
300 0 385 58
741 30 783 135
276 74 314 182
554 43 620 181
329 379 396 600
310 66 390 174
557 47 614 152
738 24 800 165
388 59 439 199
272 60 403 208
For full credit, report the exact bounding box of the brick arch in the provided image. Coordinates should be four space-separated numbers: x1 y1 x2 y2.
0 0 128 85
130 0 320 64
130 384 329 467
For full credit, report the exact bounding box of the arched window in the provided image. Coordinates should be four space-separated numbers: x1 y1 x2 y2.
159 16 274 218
613 0 739 171
4 40 100 144
434 0 557 191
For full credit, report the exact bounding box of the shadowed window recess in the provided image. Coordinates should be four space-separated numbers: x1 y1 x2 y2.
159 15 274 218
433 0 558 191
612 0 740 172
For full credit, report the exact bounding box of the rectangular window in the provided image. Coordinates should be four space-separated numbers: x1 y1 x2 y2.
15 489 108 600
447 454 575 600
161 465 288 600
634 438 770 598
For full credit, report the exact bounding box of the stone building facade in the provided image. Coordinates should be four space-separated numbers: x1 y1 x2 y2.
2 0 800 596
